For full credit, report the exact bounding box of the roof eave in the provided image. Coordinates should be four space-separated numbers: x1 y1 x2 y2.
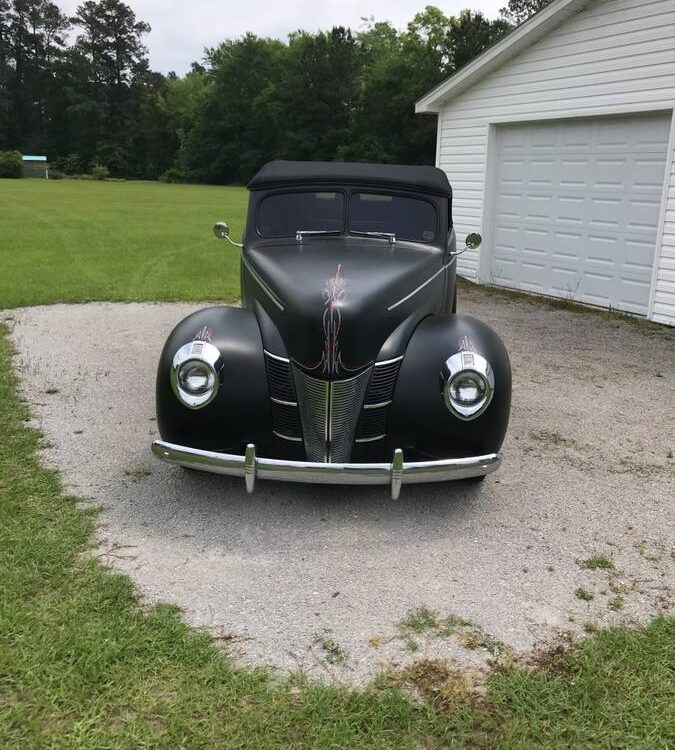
415 0 590 114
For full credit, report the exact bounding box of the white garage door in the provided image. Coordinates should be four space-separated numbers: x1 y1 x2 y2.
490 113 670 314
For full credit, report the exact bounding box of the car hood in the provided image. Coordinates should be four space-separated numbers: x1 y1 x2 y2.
244 239 444 376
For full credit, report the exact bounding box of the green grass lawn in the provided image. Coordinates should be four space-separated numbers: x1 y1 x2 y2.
0 179 245 308
0 179 673 748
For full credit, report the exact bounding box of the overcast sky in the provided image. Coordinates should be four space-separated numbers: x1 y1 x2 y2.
57 0 506 74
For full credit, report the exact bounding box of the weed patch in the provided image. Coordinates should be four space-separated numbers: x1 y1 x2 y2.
575 587 594 601
580 555 615 571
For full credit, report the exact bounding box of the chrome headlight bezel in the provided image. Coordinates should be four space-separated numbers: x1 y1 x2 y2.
170 340 223 409
441 351 494 420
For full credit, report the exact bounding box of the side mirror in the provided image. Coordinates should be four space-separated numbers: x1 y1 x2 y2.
449 230 482 258
213 221 230 239
465 232 482 249
213 221 242 248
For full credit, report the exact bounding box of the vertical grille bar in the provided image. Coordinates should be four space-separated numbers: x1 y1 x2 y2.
356 357 402 442
264 352 302 441
293 366 372 463
293 369 329 461
329 370 372 462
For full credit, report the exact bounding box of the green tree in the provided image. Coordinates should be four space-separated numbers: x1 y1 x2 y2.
343 6 510 166
4 0 69 150
500 0 551 26
71 0 149 88
341 9 450 165
181 34 285 183
70 0 151 173
159 66 208 180
0 0 11 148
275 27 357 162
446 9 512 70
0 1 527 181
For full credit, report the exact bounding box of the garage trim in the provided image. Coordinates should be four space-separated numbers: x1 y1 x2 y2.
647 111 675 321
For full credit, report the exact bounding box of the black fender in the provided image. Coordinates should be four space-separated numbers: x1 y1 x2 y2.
387 314 511 458
156 306 271 452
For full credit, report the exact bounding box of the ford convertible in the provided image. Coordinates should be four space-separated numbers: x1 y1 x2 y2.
152 161 511 497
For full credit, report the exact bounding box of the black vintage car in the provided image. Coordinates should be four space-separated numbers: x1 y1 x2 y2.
152 161 511 498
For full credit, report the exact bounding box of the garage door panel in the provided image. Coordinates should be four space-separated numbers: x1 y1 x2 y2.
491 113 669 314
619 279 654 311
630 160 670 190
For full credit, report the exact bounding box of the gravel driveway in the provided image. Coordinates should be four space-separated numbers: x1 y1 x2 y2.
6 289 674 683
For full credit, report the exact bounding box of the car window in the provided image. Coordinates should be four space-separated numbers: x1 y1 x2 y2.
348 193 438 243
257 192 345 237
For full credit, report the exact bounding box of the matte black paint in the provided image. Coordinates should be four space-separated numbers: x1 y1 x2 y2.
248 160 453 197
244 238 446 372
156 307 273 452
388 315 511 458
155 162 511 466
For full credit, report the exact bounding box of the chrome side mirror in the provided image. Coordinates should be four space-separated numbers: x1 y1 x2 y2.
213 221 242 248
465 232 482 250
213 221 230 239
449 231 483 258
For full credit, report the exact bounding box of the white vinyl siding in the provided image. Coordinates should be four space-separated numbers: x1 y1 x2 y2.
434 0 675 325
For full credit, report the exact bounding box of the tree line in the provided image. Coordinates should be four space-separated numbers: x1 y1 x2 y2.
0 0 549 183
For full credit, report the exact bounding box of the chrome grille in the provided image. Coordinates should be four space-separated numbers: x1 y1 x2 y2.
264 351 302 441
292 369 329 461
330 371 372 461
265 352 295 401
293 366 372 462
356 357 402 442
364 358 402 404
355 408 388 441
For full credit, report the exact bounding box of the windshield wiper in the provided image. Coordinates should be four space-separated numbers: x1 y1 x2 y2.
349 230 396 245
295 230 341 242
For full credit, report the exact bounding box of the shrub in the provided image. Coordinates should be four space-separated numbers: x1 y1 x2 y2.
63 153 83 174
51 153 83 174
48 169 65 180
91 164 110 180
0 150 23 178
159 167 186 183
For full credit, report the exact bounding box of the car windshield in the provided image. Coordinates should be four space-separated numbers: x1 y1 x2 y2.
257 191 345 237
348 193 437 243
256 190 438 243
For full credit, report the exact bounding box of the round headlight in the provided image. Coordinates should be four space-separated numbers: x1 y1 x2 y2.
178 360 215 395
441 351 494 420
170 340 223 409
448 371 487 406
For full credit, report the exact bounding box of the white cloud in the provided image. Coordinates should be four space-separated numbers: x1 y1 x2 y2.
59 0 507 74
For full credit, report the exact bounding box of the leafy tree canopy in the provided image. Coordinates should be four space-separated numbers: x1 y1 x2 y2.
500 0 552 26
0 1 548 182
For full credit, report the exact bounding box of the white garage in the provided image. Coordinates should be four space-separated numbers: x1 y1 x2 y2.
416 0 675 326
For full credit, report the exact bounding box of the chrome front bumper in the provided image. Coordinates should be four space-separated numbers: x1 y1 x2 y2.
151 440 501 499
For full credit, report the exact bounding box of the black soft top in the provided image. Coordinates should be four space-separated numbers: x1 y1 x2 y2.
248 160 452 198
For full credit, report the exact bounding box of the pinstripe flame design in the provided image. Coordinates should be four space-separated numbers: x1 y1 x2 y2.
320 263 345 376
308 263 362 377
